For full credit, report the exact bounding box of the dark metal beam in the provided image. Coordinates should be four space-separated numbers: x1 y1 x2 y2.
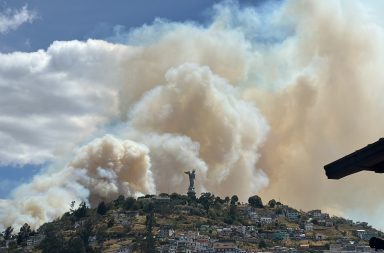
324 138 384 179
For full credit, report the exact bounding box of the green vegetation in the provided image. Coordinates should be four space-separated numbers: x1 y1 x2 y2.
248 195 263 208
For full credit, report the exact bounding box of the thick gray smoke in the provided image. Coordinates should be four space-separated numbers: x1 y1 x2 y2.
2 0 384 230
0 135 155 228
128 63 269 196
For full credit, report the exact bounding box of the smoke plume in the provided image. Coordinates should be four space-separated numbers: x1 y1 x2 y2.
2 0 384 230
0 135 155 228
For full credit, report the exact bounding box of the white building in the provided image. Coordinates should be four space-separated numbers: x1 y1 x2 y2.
260 217 273 224
248 211 258 221
355 230 366 239
305 222 314 231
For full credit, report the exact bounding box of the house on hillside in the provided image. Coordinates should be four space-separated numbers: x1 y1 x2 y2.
260 217 273 224
212 242 238 253
195 236 212 252
218 228 232 237
304 222 314 231
115 245 132 253
315 233 327 240
273 230 289 241
111 211 130 225
317 219 327 226
308 210 322 219
355 230 366 239
354 229 377 240
286 210 300 221
126 211 139 218
248 210 258 221
26 234 45 250
158 226 175 239
323 213 330 219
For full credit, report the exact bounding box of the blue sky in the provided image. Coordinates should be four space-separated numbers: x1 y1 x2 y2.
0 0 216 52
0 0 273 52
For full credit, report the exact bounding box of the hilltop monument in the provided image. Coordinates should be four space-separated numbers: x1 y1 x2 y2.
184 170 196 198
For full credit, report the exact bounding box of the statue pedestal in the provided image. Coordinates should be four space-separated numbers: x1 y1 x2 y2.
187 190 196 199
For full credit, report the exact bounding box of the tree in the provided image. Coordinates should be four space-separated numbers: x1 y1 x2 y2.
66 236 86 253
39 224 65 253
248 195 263 208
114 195 125 207
145 211 156 253
70 201 76 213
214 196 224 206
226 195 239 222
73 202 87 219
229 203 237 220
17 223 31 245
199 192 215 213
132 201 142 210
107 218 114 228
96 225 107 245
3 226 13 240
78 219 93 247
259 239 267 248
170 192 181 200
97 201 108 215
268 199 277 208
124 197 136 210
230 195 239 205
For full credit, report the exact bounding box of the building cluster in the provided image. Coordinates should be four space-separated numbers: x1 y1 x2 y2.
0 233 45 253
155 223 379 253
1 195 381 253
153 205 380 253
324 243 375 253
157 230 247 253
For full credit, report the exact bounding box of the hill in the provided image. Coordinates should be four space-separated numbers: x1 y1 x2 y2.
0 193 382 253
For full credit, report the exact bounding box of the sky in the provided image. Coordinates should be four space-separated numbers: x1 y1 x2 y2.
2 0 384 231
0 0 277 197
0 0 274 52
0 0 215 52
0 0 223 197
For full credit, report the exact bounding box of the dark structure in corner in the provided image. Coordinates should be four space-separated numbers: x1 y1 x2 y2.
324 138 384 250
324 138 384 179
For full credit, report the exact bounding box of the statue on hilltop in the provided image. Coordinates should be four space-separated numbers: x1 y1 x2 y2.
184 169 196 198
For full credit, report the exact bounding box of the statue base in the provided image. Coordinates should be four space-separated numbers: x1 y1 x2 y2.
187 190 196 199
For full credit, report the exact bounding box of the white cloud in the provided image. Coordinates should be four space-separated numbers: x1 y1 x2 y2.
0 39 130 165
0 5 35 34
